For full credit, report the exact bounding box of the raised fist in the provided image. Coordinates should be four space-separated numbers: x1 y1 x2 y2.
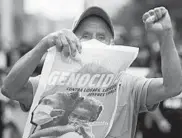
143 7 173 35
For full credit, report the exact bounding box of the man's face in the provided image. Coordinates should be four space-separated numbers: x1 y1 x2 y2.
75 16 114 45
32 92 83 126
69 107 92 123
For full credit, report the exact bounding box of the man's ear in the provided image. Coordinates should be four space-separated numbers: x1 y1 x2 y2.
110 39 115 45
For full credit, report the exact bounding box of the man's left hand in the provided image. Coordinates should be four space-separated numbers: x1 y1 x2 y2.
142 7 173 36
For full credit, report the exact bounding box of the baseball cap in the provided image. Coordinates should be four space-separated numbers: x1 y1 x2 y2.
72 6 114 38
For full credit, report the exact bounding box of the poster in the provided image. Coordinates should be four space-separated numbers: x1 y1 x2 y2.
23 39 138 138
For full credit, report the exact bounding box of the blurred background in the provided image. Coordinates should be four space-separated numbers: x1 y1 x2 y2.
0 0 182 138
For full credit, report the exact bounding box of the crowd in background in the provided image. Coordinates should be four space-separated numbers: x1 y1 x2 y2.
1 24 182 138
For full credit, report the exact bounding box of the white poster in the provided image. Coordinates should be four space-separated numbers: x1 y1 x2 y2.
23 39 138 138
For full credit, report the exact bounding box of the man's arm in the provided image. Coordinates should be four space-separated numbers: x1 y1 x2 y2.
1 29 81 110
1 40 48 109
142 7 182 106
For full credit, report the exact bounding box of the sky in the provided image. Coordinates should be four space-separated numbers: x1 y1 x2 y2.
24 0 85 20
24 0 130 20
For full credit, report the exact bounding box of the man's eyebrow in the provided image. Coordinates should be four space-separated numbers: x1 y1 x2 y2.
82 31 91 35
43 98 52 102
97 32 106 36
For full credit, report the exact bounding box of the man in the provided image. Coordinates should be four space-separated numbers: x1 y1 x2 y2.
68 97 103 138
2 6 182 138
31 90 83 128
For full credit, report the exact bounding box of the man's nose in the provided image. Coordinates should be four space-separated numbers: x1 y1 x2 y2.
92 34 97 39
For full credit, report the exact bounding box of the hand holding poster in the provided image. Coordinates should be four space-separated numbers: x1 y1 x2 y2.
23 39 138 138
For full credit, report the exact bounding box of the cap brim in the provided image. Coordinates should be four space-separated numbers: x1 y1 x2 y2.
72 6 114 37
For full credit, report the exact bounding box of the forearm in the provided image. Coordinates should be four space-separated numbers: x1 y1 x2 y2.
160 30 182 95
2 40 48 97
